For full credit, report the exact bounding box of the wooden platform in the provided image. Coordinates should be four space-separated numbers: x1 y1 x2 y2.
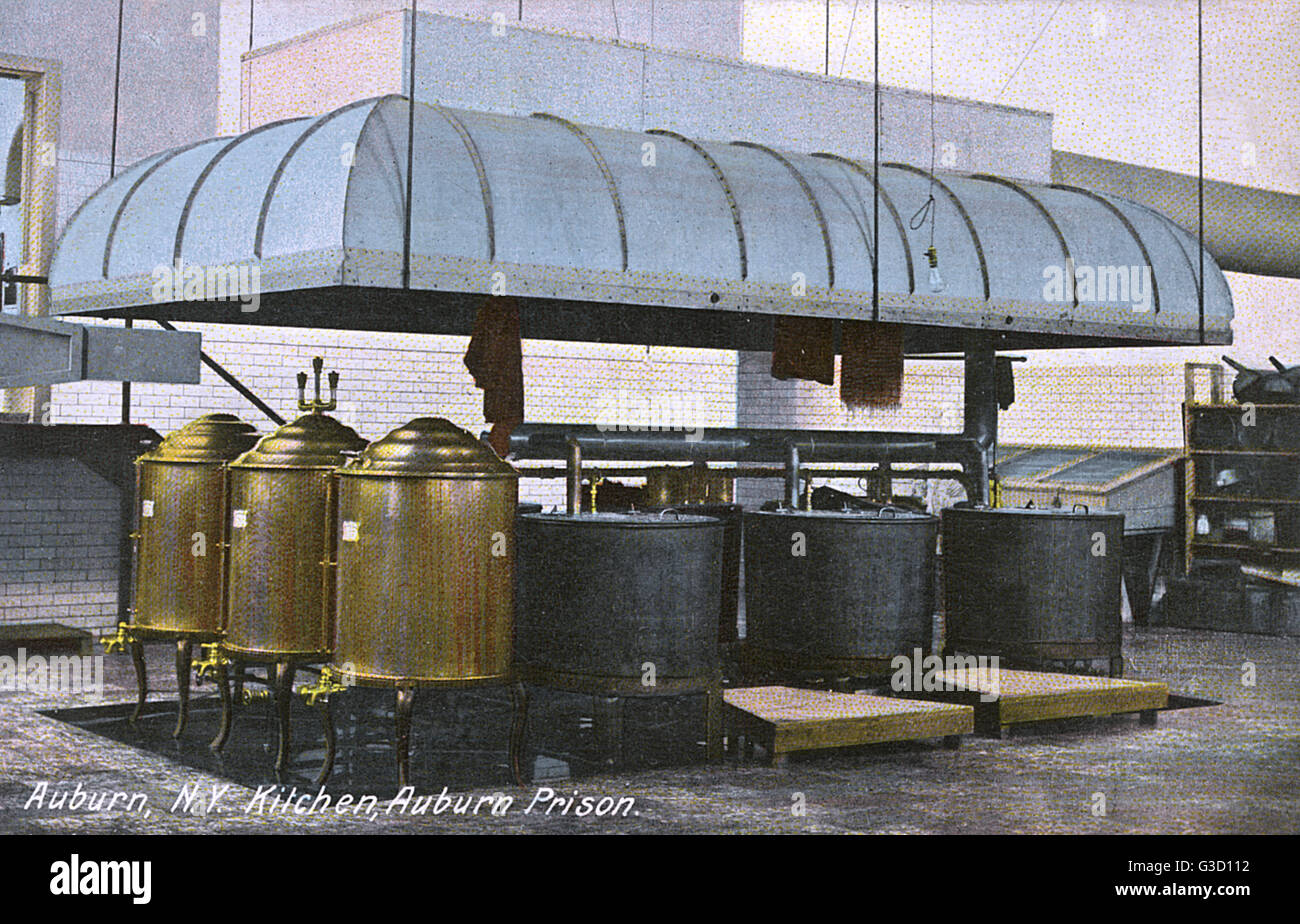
724 686 974 768
0 622 95 657
905 668 1169 738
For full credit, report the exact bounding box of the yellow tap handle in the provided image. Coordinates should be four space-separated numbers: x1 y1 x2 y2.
299 666 348 707
192 643 229 681
101 623 132 655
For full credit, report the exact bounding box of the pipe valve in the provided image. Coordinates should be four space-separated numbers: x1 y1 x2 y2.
299 666 348 707
101 622 136 655
192 643 229 682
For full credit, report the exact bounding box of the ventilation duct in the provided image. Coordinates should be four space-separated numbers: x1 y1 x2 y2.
1053 150 1300 281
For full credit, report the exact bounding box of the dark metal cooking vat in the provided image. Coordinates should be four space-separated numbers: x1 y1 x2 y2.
941 504 1124 664
744 507 938 672
622 502 742 646
515 511 723 680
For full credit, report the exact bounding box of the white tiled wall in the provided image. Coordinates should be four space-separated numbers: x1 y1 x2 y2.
50 322 740 515
0 458 120 632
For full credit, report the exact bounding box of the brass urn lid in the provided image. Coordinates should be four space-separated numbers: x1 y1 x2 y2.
341 417 516 479
231 356 367 468
232 412 366 469
139 413 259 464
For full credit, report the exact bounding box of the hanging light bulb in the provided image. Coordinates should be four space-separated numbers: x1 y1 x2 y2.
925 245 946 293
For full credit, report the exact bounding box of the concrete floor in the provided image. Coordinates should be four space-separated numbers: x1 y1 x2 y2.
1 626 1297 834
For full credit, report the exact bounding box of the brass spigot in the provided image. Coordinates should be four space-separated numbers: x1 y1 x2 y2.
588 476 605 514
101 622 134 655
192 643 230 682
298 356 338 414
299 666 348 707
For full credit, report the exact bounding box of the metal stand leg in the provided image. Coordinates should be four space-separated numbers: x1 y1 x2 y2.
173 639 193 738
705 685 724 763
300 667 346 788
594 695 624 768
725 712 741 760
210 659 233 752
129 639 148 726
395 687 415 789
1109 656 1125 679
273 662 296 776
314 696 336 788
232 661 245 706
509 681 529 786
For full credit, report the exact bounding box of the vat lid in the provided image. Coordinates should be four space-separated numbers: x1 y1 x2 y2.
944 503 1123 520
521 511 720 527
232 412 366 469
139 413 259 464
342 417 516 478
750 506 935 521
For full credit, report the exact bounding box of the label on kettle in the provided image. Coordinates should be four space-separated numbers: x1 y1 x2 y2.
141 500 154 518
341 521 359 542
232 509 248 529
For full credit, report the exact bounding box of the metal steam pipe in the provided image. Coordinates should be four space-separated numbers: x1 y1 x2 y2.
510 338 1001 505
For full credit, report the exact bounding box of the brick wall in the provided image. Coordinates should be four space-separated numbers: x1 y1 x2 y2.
1001 364 1188 450
50 323 739 512
735 350 965 508
0 457 120 632
733 351 1190 508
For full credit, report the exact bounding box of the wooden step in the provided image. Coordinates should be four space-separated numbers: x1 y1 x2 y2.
724 685 974 768
0 622 95 657
905 668 1170 738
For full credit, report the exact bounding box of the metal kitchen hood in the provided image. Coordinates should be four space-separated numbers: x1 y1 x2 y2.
47 95 1232 351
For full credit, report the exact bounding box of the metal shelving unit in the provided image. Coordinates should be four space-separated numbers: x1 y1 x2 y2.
1183 387 1300 575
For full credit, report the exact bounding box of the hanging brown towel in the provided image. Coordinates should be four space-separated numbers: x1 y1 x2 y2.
841 320 904 408
464 295 524 457
770 316 835 385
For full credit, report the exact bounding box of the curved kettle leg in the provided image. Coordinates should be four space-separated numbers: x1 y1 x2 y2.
210 659 233 752
509 681 529 786
128 639 148 726
394 687 415 789
314 695 337 789
273 661 296 776
173 639 193 738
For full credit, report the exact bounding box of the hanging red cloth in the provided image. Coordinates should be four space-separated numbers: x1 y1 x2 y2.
770 316 835 385
464 295 524 457
841 320 904 408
